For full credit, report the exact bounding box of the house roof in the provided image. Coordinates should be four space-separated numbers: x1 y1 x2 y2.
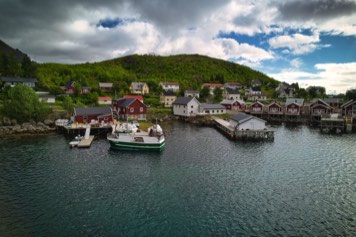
74 107 112 116
172 97 196 105
131 82 147 89
286 98 304 106
162 90 177 96
160 82 179 86
225 87 240 94
230 113 266 124
1 77 38 83
115 98 147 108
341 99 355 108
99 82 113 87
98 96 112 101
220 99 244 105
202 83 224 87
251 101 264 106
185 90 199 94
200 103 225 110
124 95 144 101
251 86 261 91
268 101 282 107
310 99 329 107
224 82 241 86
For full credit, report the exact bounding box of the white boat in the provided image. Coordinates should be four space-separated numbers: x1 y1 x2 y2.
114 123 138 133
69 140 80 148
107 124 165 151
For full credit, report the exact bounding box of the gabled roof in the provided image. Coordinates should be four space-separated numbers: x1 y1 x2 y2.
251 101 264 106
286 98 304 106
124 95 144 101
173 97 197 105
268 101 282 107
251 86 261 91
99 82 113 88
230 113 266 124
185 90 199 94
1 77 37 83
225 87 240 94
131 82 147 89
115 98 147 108
224 82 241 86
221 99 244 105
159 82 179 86
202 83 224 87
98 96 112 101
162 90 177 96
74 107 112 116
341 99 355 108
200 103 225 110
310 99 329 107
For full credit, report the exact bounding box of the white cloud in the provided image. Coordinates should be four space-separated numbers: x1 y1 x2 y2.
290 58 302 68
269 62 356 94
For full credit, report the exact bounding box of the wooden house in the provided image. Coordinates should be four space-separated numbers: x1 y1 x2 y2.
98 96 112 105
220 99 245 111
199 103 226 115
160 90 177 107
224 82 241 90
64 81 75 94
159 82 180 92
324 98 342 113
184 90 200 98
36 92 56 103
285 98 304 122
229 113 267 130
172 97 201 117
310 99 332 116
73 107 113 124
0 77 38 89
130 82 149 95
112 98 148 121
341 100 356 117
267 101 283 121
224 87 241 100
99 82 113 92
250 101 264 116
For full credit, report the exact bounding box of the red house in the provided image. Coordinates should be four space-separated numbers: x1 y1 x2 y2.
309 99 332 116
112 98 148 121
220 99 245 111
285 98 304 115
123 95 144 103
74 107 113 124
268 101 283 115
250 101 264 115
64 81 75 94
341 100 356 116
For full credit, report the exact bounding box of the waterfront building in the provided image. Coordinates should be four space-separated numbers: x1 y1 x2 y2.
199 103 226 115
285 98 305 122
324 98 342 113
220 99 245 111
160 90 177 107
112 98 148 121
341 100 356 117
159 82 180 92
267 101 284 121
130 82 149 95
309 99 332 122
249 101 264 116
229 113 267 130
172 97 200 117
73 107 113 124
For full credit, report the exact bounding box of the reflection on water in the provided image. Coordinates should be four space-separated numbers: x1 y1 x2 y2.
0 122 355 236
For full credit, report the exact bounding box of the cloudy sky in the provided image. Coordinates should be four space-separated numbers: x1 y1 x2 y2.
0 0 355 93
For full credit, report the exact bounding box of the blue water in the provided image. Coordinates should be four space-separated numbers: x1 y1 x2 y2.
0 122 355 236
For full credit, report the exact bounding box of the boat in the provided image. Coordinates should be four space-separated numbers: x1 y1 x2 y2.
107 124 165 151
69 134 83 148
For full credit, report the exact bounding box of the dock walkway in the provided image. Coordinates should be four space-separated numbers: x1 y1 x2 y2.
78 136 95 148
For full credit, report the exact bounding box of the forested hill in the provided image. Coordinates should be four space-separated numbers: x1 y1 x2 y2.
0 40 27 62
37 54 279 93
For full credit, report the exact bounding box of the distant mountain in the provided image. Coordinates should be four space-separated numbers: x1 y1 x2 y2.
0 39 28 62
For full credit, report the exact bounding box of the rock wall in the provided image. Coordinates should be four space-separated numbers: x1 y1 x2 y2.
0 117 56 136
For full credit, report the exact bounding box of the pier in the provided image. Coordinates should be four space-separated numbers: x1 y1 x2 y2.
78 135 95 148
320 114 344 133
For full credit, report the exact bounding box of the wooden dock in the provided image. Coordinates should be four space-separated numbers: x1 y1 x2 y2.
78 136 95 148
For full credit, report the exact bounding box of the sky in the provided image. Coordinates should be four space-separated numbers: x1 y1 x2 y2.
0 0 355 94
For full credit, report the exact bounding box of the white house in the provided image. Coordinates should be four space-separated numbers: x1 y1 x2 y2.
224 87 241 100
172 97 201 117
159 82 180 92
199 103 226 115
184 90 200 98
229 113 267 130
98 96 112 105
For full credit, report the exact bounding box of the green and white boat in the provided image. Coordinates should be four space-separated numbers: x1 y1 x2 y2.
107 124 165 151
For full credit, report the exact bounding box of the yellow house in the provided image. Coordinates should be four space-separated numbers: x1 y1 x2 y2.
160 91 177 107
130 82 149 95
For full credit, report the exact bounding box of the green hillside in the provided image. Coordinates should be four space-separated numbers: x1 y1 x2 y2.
37 54 279 93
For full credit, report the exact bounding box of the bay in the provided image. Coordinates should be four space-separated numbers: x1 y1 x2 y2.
0 121 355 236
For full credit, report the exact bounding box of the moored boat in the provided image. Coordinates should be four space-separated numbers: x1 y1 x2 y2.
107 124 165 151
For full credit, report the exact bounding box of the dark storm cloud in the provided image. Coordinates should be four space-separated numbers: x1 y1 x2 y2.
277 0 356 21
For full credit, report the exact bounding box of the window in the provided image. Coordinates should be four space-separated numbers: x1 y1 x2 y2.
130 108 134 112
191 105 194 108
140 107 143 112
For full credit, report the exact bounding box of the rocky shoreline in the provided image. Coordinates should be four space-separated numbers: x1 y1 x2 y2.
0 117 56 136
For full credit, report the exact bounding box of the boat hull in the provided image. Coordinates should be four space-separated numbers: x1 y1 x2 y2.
108 135 165 151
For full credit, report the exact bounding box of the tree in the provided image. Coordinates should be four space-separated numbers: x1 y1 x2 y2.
21 55 37 77
213 87 223 103
200 86 210 102
1 84 48 123
62 96 74 113
346 89 356 101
